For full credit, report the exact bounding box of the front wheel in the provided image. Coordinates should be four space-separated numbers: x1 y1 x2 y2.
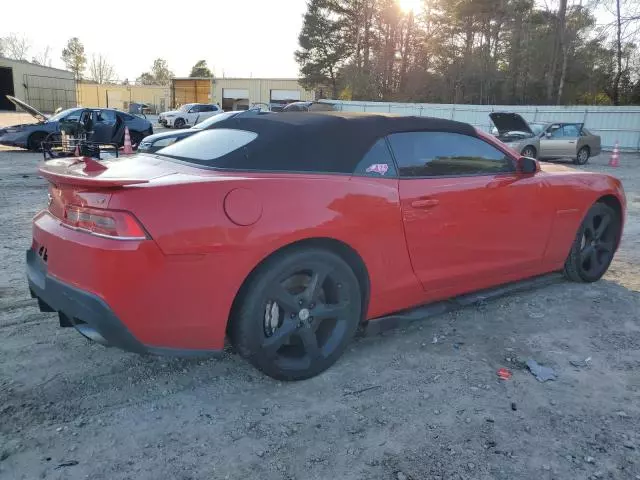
27 132 48 152
230 248 362 381
575 146 590 165
173 118 185 129
564 202 621 282
521 146 537 159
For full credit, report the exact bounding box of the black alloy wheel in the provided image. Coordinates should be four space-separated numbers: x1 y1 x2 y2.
564 202 620 282
230 248 362 381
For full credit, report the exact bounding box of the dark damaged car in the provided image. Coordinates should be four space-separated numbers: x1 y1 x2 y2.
0 96 153 151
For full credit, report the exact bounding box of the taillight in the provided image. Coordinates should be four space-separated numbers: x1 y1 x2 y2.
63 205 148 240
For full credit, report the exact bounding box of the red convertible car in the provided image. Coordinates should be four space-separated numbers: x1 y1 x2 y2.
27 113 625 380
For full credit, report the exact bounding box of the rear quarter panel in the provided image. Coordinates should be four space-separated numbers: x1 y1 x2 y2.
107 173 424 344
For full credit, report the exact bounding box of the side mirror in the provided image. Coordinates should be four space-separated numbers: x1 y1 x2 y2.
545 132 552 138
517 156 540 174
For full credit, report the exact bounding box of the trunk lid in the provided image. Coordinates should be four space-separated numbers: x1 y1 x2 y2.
490 112 534 136
7 95 48 123
38 155 179 188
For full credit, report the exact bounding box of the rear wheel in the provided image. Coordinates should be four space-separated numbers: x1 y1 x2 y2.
173 118 185 129
230 248 362 381
27 131 48 152
564 202 620 282
521 146 537 158
575 146 590 165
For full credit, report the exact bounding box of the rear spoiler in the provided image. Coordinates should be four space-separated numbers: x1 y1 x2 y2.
38 157 149 188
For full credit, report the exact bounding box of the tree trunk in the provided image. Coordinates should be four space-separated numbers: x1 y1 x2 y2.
613 0 623 105
546 0 568 103
399 12 414 93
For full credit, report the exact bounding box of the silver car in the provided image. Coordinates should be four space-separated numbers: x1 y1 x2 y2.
490 113 540 159
530 122 601 165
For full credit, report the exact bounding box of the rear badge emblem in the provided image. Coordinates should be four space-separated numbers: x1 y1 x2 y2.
366 163 389 175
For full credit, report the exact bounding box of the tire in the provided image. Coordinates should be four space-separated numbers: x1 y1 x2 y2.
575 146 590 165
27 131 48 152
521 146 537 159
229 248 362 381
563 202 620 283
173 118 185 129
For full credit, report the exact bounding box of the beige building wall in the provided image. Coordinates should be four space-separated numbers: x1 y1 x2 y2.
0 57 76 112
212 78 314 108
77 83 171 113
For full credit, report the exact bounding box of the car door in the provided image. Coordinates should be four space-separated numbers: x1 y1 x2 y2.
538 123 566 157
389 131 552 295
558 123 582 157
185 105 201 126
90 110 117 144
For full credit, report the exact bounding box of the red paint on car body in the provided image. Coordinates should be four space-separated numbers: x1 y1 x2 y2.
32 143 625 353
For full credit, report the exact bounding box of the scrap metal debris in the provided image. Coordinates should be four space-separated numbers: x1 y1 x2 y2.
526 359 556 382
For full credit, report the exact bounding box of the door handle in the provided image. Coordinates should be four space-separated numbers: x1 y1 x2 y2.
411 198 440 209
568 141 576 144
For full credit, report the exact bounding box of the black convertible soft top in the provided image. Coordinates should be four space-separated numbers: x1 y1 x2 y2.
172 112 478 173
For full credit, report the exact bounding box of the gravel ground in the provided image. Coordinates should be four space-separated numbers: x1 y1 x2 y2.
1 112 640 480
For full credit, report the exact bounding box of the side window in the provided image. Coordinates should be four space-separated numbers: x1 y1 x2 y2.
388 131 514 178
562 124 580 137
353 138 397 177
64 110 82 122
189 105 200 113
95 110 116 123
548 125 563 138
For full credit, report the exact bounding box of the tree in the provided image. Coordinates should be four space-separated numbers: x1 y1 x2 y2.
295 0 351 98
61 38 87 80
189 60 213 77
152 58 174 84
32 46 52 67
88 54 117 84
3 33 30 61
0 37 5 57
136 72 157 85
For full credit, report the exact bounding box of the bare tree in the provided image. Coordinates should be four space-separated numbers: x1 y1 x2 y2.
88 54 117 84
32 46 52 67
4 33 31 61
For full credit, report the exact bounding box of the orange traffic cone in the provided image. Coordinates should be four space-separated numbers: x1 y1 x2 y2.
123 126 133 155
609 141 620 167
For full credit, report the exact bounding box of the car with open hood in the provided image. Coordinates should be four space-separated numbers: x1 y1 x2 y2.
0 96 153 151
490 112 540 159
27 112 625 380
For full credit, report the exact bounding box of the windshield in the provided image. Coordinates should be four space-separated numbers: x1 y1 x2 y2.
191 111 238 129
179 104 193 112
47 108 81 122
530 123 546 135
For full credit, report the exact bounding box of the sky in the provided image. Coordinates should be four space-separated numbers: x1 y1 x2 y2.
2 0 617 82
1 0 308 81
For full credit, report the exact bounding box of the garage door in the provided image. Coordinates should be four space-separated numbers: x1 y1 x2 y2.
270 90 301 101
223 89 249 99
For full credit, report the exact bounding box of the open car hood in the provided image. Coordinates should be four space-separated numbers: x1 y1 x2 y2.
490 112 533 136
7 95 48 123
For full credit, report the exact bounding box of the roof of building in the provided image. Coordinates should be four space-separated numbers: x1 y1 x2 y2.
0 56 74 75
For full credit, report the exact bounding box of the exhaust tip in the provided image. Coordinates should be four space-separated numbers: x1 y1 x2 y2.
75 324 109 346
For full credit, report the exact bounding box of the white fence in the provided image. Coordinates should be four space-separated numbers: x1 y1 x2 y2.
324 100 640 151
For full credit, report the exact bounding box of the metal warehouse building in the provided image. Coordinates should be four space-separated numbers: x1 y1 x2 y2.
170 77 315 111
0 57 76 113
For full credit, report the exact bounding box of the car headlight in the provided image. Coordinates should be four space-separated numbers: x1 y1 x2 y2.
4 128 21 133
165 114 175 118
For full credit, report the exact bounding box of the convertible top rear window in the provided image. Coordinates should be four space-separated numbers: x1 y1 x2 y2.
156 129 258 163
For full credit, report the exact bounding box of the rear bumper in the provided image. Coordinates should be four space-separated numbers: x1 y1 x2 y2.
26 247 222 358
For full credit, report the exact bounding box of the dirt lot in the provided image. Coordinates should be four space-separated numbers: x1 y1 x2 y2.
1 112 639 480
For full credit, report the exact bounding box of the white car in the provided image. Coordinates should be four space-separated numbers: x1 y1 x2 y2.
158 104 222 128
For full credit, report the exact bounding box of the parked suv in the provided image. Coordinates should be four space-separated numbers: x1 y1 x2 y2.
158 103 222 128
